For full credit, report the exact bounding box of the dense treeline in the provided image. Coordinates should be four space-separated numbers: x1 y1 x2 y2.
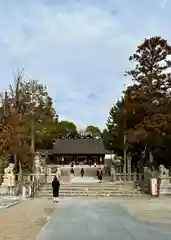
104 36 171 169
0 71 102 174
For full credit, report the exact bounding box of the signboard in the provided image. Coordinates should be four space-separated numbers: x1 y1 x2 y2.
105 154 114 160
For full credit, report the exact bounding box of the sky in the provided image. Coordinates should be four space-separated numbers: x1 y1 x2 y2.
0 0 171 130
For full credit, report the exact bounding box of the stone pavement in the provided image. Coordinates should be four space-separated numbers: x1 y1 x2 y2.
37 199 171 240
0 196 21 208
70 176 98 183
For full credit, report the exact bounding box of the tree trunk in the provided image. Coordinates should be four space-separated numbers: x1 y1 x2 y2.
15 155 23 195
31 118 35 154
147 150 154 170
0 156 4 184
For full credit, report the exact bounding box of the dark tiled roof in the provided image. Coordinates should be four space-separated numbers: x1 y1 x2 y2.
53 138 105 155
105 150 113 154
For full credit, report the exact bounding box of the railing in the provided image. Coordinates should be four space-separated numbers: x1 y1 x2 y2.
21 174 46 198
0 171 146 197
112 172 144 182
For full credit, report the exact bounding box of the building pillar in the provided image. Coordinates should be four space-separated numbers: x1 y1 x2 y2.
100 157 102 165
61 156 64 166
127 153 132 181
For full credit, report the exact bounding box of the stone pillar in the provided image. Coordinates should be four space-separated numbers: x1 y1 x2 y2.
47 167 52 182
28 184 32 197
34 153 41 181
119 166 122 182
159 165 171 195
133 172 136 182
113 166 116 182
127 154 132 181
22 185 27 199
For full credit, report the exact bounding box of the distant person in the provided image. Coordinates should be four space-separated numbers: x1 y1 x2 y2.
99 169 103 183
94 162 97 167
80 168 84 178
107 168 111 176
96 169 99 181
52 176 60 202
97 168 102 183
70 167 74 175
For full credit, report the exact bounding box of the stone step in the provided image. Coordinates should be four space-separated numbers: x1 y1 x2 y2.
36 192 145 197
40 188 135 192
44 181 130 184
36 181 140 197
41 183 134 187
38 189 139 194
37 188 141 194
40 184 134 187
40 186 135 191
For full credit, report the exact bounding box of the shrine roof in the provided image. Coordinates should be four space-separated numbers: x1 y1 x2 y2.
52 138 105 155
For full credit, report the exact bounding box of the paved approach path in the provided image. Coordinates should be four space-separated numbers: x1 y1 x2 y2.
37 199 171 240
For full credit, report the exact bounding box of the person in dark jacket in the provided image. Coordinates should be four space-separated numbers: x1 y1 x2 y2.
96 169 99 181
96 169 99 177
80 168 84 178
70 167 74 175
99 170 103 183
52 176 60 202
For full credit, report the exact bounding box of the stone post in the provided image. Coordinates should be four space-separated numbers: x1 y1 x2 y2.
159 165 171 195
119 166 122 182
127 154 132 181
111 167 116 182
28 184 32 197
133 172 136 182
113 166 116 182
22 185 27 199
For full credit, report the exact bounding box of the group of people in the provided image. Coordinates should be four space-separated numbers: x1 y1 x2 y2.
70 165 103 183
51 165 103 202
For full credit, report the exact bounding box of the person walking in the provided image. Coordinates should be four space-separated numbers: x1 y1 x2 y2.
80 168 84 178
99 169 103 183
96 168 99 182
52 176 60 202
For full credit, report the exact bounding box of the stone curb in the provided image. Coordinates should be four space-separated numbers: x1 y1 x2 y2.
35 194 147 199
36 207 57 239
0 200 21 209
0 197 33 209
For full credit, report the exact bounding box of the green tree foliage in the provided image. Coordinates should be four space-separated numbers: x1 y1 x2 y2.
106 98 125 155
0 71 59 172
85 125 101 137
125 37 171 168
57 120 78 138
107 36 171 168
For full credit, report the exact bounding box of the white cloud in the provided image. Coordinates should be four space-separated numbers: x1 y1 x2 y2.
0 1 171 129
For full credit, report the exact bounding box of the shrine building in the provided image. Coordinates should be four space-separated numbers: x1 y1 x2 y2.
42 138 106 165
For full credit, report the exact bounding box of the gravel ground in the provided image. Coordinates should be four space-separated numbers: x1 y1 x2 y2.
0 198 55 240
